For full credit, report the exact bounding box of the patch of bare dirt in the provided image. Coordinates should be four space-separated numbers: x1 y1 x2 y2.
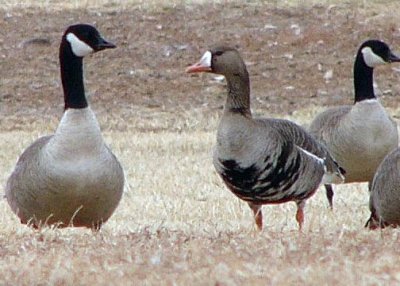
1 3 400 128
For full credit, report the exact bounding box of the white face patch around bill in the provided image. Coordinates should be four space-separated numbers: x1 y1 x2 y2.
362 47 386 68
199 50 212 68
66 33 94 57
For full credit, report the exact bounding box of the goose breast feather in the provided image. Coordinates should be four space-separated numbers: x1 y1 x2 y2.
5 135 124 227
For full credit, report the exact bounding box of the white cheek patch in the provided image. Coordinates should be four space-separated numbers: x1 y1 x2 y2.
362 47 386 68
199 50 212 67
66 33 94 57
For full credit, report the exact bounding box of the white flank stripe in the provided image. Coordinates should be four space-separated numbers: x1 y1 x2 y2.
298 147 324 165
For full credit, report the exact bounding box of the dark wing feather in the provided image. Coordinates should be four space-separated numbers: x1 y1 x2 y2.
257 118 345 177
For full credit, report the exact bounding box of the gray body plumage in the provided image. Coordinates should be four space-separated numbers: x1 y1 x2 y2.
265 118 343 177
5 108 124 229
186 46 344 229
309 40 400 209
5 24 123 229
309 100 398 183
214 114 329 205
367 148 400 229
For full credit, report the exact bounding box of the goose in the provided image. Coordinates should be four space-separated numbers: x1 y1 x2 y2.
186 46 345 230
5 24 124 230
309 40 400 209
366 148 400 229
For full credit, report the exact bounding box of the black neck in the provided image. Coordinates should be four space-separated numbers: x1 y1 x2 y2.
59 39 88 110
353 52 375 103
225 70 251 116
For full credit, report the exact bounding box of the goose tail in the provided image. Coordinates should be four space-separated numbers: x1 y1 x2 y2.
321 158 346 185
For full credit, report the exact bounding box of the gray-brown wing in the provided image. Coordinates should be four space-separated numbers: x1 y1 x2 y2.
309 105 352 146
5 135 53 221
256 118 345 179
6 135 53 192
259 118 327 157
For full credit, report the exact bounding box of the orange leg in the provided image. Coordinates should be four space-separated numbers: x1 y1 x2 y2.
248 202 263 231
296 201 305 231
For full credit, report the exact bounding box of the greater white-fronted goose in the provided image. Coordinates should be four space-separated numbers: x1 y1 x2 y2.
5 24 124 230
366 148 400 229
309 40 400 209
186 46 344 230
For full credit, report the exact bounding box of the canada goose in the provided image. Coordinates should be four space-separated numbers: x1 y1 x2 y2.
5 24 124 230
186 46 344 230
366 148 400 229
309 40 400 209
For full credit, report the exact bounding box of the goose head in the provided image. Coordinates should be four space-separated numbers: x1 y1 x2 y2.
62 24 116 58
186 46 251 114
186 46 247 78
59 24 116 110
359 40 400 68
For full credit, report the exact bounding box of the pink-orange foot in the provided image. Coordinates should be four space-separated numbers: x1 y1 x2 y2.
296 201 305 231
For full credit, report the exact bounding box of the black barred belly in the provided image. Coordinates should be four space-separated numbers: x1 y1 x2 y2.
219 151 305 204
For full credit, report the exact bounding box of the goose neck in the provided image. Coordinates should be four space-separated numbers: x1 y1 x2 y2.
353 53 375 103
224 71 251 116
59 40 88 110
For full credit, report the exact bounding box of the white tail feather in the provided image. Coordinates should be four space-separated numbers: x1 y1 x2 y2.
321 171 345 185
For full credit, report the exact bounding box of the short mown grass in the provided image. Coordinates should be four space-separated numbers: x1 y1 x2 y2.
1 1 400 285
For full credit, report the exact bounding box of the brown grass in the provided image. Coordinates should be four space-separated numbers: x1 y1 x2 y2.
2 1 400 285
3 127 400 285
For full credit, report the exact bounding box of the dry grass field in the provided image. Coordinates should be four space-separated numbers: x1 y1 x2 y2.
2 0 400 285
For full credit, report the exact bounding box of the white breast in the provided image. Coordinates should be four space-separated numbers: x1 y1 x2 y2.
338 99 398 181
350 100 396 142
44 108 105 162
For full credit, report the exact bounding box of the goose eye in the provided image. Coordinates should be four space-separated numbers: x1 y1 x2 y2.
215 51 223 56
377 46 387 55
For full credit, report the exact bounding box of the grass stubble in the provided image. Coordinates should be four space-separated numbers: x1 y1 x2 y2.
2 0 400 285
2 108 400 285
